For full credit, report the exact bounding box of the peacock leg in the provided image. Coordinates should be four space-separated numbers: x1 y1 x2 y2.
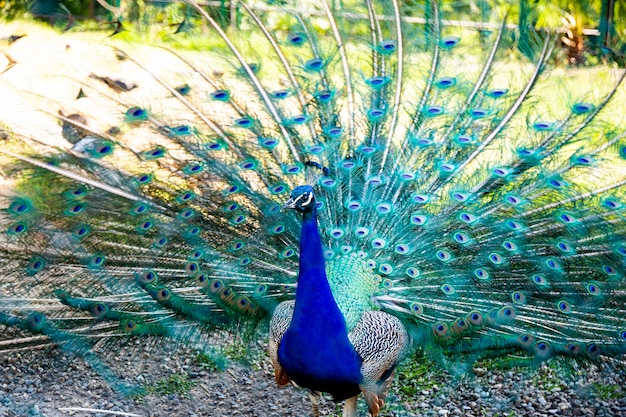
309 391 321 417
342 395 358 417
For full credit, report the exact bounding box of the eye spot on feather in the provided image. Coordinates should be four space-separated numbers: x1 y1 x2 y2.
512 291 526 304
474 268 489 280
566 343 581 354
271 90 289 99
557 212 576 224
533 121 553 131
586 283 600 295
532 274 547 286
436 77 456 88
502 240 517 251
8 222 27 234
377 39 397 54
572 102 593 114
518 334 534 346
157 288 170 301
125 106 147 120
185 226 201 236
152 237 168 249
453 232 470 244
89 255 105 268
406 267 419 278
459 212 477 224
287 32 306 46
315 90 334 102
409 302 423 315
451 192 469 202
574 155 593 165
270 184 287 194
425 105 444 116
545 258 560 270
304 57 325 72
366 76 390 89
557 300 572 314
27 257 47 275
321 178 336 188
441 284 455 294
603 265 617 275
411 213 428 226
368 108 385 120
395 244 410 254
433 322 449 337
210 90 230 101
144 148 166 160
505 219 523 231
586 343 599 357
346 201 361 211
469 108 490 118
376 203 392 214
412 194 430 204
603 198 621 209
379 264 393 274
468 311 483 326
441 36 460 48
371 238 386 249
326 127 343 137
73 225 90 239
487 88 508 98
260 138 278 149
355 227 370 238
436 250 453 262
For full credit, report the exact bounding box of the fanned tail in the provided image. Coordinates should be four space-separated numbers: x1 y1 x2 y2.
0 0 625 395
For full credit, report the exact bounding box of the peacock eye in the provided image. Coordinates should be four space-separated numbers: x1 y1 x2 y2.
300 192 314 207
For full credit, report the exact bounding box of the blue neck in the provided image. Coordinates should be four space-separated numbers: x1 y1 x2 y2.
277 207 362 400
292 209 335 317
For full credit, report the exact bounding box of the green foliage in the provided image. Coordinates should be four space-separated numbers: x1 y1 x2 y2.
395 354 446 396
0 0 28 19
530 362 568 392
128 373 195 402
194 352 224 372
146 373 195 397
591 383 624 400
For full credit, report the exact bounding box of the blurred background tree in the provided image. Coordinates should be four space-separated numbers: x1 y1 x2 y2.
0 0 623 65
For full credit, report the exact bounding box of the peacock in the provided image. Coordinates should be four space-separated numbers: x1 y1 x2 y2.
0 0 626 416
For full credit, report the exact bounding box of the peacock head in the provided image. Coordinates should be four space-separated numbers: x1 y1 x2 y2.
283 185 316 213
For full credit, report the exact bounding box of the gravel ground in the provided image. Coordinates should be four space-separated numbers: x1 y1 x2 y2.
1 325 625 417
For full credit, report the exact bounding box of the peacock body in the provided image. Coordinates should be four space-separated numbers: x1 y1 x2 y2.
0 0 626 415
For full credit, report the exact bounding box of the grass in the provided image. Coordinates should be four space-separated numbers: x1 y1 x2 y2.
129 373 196 402
591 382 624 400
147 374 195 397
395 355 445 397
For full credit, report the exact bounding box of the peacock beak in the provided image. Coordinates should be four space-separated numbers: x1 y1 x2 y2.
282 198 296 211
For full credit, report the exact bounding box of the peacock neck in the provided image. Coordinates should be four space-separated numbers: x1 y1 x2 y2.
292 208 337 320
277 205 362 399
